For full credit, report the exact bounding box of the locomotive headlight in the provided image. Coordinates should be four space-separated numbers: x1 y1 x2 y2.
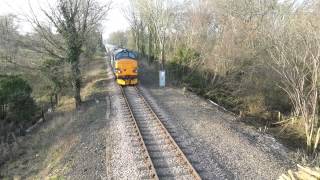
133 68 138 73
115 68 121 73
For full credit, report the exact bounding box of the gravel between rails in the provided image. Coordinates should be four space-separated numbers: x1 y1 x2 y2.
105 61 142 179
123 86 199 179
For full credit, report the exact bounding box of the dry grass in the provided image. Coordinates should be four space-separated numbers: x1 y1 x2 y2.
81 77 109 100
269 118 309 151
38 135 79 178
0 112 75 179
81 57 110 102
56 57 108 111
279 164 320 180
0 56 109 179
243 95 267 116
56 96 75 112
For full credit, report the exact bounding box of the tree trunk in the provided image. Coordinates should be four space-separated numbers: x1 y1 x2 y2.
50 95 54 109
41 106 46 122
71 60 82 109
0 104 5 121
160 36 166 70
160 49 165 70
54 93 58 105
148 32 152 63
136 31 140 52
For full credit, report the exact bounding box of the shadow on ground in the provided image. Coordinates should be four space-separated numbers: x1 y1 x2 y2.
0 57 111 179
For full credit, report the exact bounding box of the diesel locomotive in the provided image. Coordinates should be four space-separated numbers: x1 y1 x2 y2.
111 49 138 85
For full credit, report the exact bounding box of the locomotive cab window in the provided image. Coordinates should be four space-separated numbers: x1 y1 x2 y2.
115 50 137 60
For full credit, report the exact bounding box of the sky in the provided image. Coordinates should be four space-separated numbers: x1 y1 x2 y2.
0 0 130 40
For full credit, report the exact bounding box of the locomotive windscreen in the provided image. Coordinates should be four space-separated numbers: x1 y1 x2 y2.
115 50 137 60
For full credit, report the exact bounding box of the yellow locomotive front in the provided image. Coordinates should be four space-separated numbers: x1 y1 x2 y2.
113 49 138 85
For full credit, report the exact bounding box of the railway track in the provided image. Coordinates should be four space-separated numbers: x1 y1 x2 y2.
120 85 201 180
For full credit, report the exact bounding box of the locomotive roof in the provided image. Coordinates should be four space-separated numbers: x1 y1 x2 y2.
115 49 137 60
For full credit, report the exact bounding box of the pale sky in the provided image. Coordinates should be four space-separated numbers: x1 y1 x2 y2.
0 0 130 40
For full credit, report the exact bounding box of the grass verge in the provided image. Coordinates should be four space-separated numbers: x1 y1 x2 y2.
0 56 109 179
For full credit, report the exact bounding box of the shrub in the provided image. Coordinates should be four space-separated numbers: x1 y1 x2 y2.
0 75 37 125
167 60 240 112
173 46 200 66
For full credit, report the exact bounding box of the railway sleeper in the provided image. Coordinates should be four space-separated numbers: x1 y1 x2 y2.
155 166 195 179
140 174 157 180
147 146 175 153
151 153 177 160
142 134 167 139
144 139 172 146
139 130 166 136
133 116 155 120
144 141 172 147
136 122 160 127
152 157 185 167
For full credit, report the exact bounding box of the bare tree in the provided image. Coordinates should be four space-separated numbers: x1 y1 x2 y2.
28 0 110 109
0 15 19 69
126 0 320 156
269 14 320 154
107 31 129 47
153 0 175 70
129 0 176 69
123 2 145 55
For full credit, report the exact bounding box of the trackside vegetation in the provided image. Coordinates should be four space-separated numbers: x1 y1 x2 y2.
0 0 108 169
0 75 37 132
108 0 320 162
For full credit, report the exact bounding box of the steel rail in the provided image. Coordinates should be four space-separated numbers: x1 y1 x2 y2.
119 86 159 180
134 86 202 180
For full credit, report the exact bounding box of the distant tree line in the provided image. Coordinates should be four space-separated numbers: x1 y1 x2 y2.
108 31 129 48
